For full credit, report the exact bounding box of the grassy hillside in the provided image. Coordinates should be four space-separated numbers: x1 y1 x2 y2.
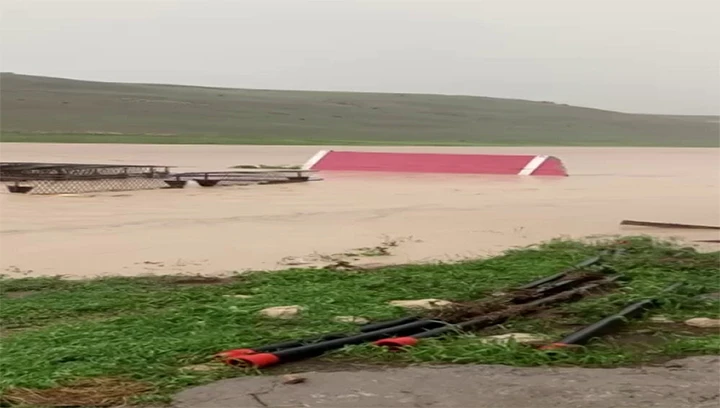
1 73 717 146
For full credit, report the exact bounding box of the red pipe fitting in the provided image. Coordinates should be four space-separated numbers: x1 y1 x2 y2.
538 343 571 350
215 348 256 359
225 352 281 368
373 336 419 350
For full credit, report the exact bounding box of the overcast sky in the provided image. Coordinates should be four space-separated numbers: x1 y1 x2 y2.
1 0 718 115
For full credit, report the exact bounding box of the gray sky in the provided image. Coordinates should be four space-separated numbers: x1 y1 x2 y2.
2 0 718 115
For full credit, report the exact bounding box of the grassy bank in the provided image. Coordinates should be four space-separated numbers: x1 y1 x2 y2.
0 132 535 147
3 73 719 148
4 132 720 147
1 237 719 406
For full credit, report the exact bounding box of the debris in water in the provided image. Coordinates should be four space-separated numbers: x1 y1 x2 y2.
620 220 720 230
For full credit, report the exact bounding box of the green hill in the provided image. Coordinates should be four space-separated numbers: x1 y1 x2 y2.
1 73 717 146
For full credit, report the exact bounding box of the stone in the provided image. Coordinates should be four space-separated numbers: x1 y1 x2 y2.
480 333 547 345
259 305 303 319
181 364 223 372
282 375 307 385
684 317 720 328
649 315 674 324
333 316 370 324
389 299 453 310
222 294 253 299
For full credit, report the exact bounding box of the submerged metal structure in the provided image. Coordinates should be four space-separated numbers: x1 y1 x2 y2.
0 162 317 195
164 170 313 188
0 162 171 194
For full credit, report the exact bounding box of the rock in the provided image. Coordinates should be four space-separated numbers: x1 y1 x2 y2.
650 315 674 323
333 316 370 325
684 318 720 328
282 374 307 385
260 305 303 319
181 364 223 372
222 294 253 299
389 299 453 310
481 333 547 345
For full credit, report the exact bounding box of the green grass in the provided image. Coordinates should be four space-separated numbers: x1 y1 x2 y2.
0 132 534 147
2 73 718 147
1 237 718 405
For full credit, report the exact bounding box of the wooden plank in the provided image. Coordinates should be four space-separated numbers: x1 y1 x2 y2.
620 220 720 230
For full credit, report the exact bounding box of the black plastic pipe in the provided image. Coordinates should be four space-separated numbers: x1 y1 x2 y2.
540 282 681 350
374 276 623 349
217 315 424 358
517 255 602 290
221 258 618 365
220 260 605 359
359 316 422 332
226 319 451 368
237 272 612 357
515 271 613 302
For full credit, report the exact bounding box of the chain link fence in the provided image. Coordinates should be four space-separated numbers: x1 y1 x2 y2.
3 178 170 195
1 163 317 195
1 163 171 195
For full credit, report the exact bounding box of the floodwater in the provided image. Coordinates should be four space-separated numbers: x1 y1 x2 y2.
0 143 718 278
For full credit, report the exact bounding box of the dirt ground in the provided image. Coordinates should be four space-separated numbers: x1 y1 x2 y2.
171 356 720 408
0 144 718 278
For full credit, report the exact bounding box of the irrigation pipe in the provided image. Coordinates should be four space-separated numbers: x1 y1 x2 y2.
217 316 422 358
539 282 683 350
517 255 603 289
219 253 617 366
225 318 450 368
374 276 624 350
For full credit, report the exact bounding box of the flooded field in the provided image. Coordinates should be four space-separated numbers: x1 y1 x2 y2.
0 143 718 278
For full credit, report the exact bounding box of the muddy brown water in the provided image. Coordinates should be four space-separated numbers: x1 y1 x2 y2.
0 144 718 278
